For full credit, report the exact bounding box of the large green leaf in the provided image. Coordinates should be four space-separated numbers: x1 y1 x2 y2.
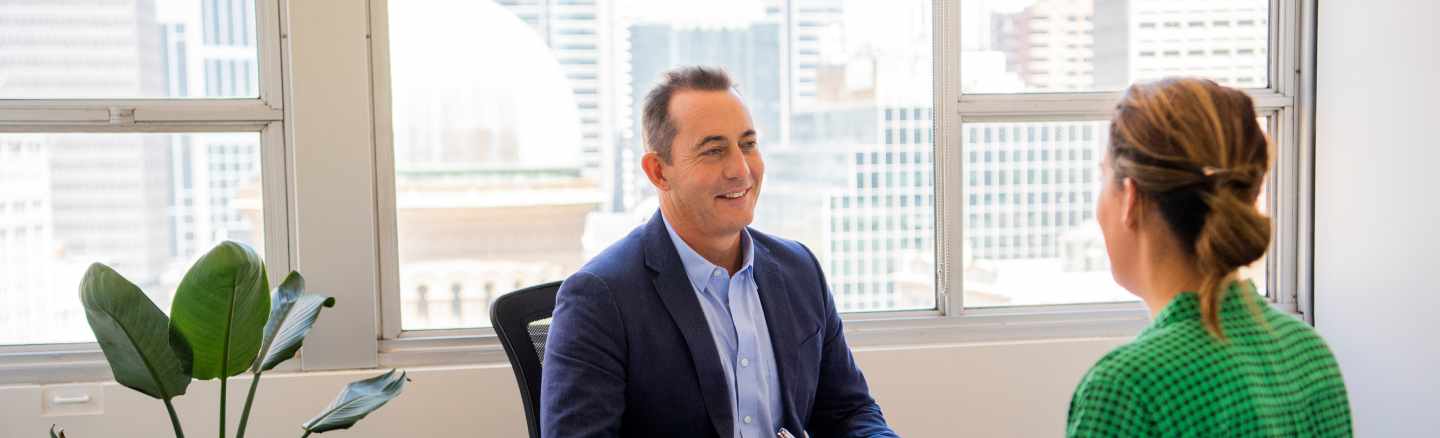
79 263 191 400
251 271 335 373
168 241 271 380
302 369 408 434
50 424 65 438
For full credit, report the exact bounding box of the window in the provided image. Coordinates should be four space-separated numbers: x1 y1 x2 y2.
0 0 282 350
957 0 1294 311
387 0 936 331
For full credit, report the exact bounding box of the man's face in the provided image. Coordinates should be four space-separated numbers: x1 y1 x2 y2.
648 89 763 238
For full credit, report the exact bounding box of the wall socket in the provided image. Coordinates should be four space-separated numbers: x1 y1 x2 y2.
41 383 103 416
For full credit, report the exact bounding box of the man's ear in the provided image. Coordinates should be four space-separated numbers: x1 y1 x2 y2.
641 152 671 192
1121 177 1142 229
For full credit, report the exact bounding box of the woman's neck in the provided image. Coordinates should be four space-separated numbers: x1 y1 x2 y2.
1133 234 1206 317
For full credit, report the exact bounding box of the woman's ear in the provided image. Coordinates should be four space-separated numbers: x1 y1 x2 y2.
1121 177 1142 229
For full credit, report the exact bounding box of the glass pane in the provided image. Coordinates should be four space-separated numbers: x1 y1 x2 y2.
0 0 261 98
0 132 264 345
960 0 1270 93
391 0 936 330
961 121 1132 306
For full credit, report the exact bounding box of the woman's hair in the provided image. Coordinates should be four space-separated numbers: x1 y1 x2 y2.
1108 77 1271 338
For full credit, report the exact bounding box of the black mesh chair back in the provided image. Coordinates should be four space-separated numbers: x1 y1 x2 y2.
490 281 561 438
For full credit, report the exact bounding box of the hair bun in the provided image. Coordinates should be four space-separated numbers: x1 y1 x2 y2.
1195 190 1271 274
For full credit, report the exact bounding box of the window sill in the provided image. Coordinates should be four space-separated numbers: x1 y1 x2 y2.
0 305 1157 385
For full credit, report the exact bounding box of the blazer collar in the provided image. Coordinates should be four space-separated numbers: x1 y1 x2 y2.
642 211 734 437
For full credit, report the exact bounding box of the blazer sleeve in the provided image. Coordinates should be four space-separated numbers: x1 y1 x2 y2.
802 247 900 438
540 270 628 438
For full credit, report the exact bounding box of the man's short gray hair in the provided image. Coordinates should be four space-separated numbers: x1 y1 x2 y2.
641 65 737 163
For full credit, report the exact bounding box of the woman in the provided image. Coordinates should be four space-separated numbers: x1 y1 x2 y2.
1067 78 1351 437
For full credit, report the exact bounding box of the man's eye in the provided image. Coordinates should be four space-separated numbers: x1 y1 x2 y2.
704 148 721 155
744 141 758 148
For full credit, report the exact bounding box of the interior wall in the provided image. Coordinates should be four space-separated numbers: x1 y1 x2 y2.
1313 0 1440 436
0 337 1124 438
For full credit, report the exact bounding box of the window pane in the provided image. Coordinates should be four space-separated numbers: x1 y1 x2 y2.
960 0 1270 93
0 133 264 345
0 0 261 98
962 121 1132 306
962 120 1273 307
391 0 936 330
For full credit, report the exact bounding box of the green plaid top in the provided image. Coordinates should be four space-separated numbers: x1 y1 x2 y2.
1067 282 1352 437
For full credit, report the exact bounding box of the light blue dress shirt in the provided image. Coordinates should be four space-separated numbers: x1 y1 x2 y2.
663 214 783 438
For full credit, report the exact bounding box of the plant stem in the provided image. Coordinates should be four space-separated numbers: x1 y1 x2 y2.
163 397 186 438
236 371 263 438
300 431 312 438
220 377 227 438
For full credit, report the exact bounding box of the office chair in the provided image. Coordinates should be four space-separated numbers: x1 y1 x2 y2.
490 280 562 438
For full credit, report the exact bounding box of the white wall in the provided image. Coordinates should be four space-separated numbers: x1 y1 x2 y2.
1314 1 1440 436
0 338 1125 438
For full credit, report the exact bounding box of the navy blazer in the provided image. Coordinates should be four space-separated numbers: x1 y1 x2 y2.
540 212 897 438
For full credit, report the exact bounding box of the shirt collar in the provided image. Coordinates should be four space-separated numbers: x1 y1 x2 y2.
1150 279 1262 329
661 212 755 292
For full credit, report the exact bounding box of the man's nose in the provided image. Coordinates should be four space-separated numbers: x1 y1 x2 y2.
721 143 750 179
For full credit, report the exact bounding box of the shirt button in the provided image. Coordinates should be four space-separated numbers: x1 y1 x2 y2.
713 268 723 276
741 358 749 366
744 416 752 424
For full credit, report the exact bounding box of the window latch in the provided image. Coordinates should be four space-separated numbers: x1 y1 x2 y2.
108 107 135 124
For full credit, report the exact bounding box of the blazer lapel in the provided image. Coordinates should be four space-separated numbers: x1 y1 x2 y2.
751 236 806 435
642 212 734 438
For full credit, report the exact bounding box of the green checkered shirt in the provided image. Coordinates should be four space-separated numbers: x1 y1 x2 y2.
1067 282 1352 437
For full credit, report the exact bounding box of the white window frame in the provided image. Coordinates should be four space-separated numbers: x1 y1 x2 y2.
0 0 295 383
0 0 1318 383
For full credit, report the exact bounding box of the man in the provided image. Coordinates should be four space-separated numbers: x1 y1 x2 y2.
540 65 897 438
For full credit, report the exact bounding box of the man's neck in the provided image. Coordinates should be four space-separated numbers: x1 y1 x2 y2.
661 208 745 275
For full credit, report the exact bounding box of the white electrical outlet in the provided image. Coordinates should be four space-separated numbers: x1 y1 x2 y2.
41 383 103 416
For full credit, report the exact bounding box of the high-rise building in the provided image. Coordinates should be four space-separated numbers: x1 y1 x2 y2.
0 138 64 344
156 0 264 285
995 0 1096 92
819 116 938 312
800 0 938 312
1124 0 1268 86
